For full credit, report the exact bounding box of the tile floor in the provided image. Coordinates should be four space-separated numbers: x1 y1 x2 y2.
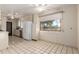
0 36 78 54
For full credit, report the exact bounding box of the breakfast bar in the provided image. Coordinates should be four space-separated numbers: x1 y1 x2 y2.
0 31 9 50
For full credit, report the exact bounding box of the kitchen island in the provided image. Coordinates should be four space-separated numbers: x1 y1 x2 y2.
0 31 9 50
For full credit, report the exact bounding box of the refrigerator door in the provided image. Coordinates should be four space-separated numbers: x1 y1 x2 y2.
23 21 32 40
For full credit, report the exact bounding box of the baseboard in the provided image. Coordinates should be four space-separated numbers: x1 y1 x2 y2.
40 39 78 49
32 39 37 41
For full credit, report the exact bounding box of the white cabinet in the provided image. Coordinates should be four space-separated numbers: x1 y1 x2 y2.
0 32 9 50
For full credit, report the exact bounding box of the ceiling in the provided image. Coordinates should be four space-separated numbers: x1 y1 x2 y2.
0 4 63 16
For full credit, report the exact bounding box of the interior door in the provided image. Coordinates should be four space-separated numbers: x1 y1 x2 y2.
6 22 12 36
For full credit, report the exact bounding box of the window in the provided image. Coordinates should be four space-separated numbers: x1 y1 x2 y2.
40 19 61 31
18 19 23 28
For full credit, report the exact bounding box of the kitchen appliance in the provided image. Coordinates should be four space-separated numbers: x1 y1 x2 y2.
23 21 32 40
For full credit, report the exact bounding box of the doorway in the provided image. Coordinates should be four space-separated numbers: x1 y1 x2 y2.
6 22 12 36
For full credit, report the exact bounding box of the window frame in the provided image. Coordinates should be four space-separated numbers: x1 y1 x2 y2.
40 19 61 31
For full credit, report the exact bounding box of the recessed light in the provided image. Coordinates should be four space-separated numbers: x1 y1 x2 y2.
36 7 45 12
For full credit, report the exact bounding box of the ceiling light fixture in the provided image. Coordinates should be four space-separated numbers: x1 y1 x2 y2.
36 7 45 12
34 4 47 12
34 4 47 7
7 12 21 19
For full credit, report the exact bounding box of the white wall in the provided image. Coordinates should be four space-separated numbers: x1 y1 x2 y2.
1 17 7 31
39 5 77 48
23 15 32 21
77 5 79 50
0 10 7 31
32 14 40 40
